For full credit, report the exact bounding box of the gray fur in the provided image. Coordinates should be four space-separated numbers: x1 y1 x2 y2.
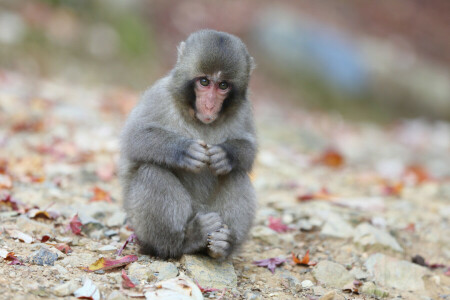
119 30 257 260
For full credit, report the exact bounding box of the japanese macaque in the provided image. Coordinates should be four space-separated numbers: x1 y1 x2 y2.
120 29 256 260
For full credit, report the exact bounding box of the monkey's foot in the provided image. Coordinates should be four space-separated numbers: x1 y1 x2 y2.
207 226 231 259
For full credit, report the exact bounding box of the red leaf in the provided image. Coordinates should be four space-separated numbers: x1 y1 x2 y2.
40 235 51 243
5 252 24 265
121 269 136 289
96 164 115 182
297 187 334 202
195 280 220 293
83 255 138 272
89 186 112 203
0 193 20 211
403 165 430 185
292 250 317 266
67 214 82 235
253 257 286 274
314 148 345 168
382 181 403 197
54 243 72 254
268 216 289 233
116 233 137 256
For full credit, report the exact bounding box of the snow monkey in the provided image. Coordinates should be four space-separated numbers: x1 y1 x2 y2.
120 30 257 260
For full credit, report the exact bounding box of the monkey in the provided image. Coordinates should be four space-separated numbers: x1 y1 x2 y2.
119 29 257 260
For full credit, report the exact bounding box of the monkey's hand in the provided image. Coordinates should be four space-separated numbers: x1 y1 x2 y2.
207 225 232 259
180 140 209 172
207 145 233 175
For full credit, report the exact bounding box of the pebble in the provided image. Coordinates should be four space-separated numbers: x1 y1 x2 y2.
15 216 54 236
312 261 354 288
98 245 117 252
319 291 345 300
144 276 203 300
30 246 59 266
104 229 118 237
360 282 389 298
107 290 127 300
148 261 179 281
301 279 314 288
364 253 429 291
349 267 369 280
106 211 126 227
353 223 403 252
181 255 237 289
251 225 281 245
320 214 354 238
53 280 79 297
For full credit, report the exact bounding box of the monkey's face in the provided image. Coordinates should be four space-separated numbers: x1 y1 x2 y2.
193 73 230 124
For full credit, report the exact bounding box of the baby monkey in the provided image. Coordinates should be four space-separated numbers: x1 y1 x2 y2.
120 30 257 260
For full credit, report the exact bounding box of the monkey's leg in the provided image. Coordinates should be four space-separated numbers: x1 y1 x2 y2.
124 164 221 259
208 171 257 259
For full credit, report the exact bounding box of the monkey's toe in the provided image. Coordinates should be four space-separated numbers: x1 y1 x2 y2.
207 240 231 259
197 212 223 236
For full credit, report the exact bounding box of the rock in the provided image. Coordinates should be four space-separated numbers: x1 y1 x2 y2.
107 290 127 300
312 261 354 288
320 214 354 238
251 225 281 245
353 223 403 252
30 247 59 266
128 262 149 282
98 245 117 252
104 230 118 237
144 276 203 300
360 282 389 298
149 261 179 281
181 255 237 289
74 277 100 300
349 267 369 280
364 253 429 291
78 213 104 234
106 211 126 227
301 280 314 288
53 280 79 297
319 291 345 300
59 252 97 267
15 215 54 235
279 271 302 291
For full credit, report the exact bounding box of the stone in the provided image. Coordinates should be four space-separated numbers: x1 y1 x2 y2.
144 276 203 300
251 225 281 245
353 223 403 252
279 271 302 291
349 267 369 280
106 211 126 227
312 261 354 288
98 245 117 252
181 255 237 289
319 291 345 300
30 246 59 266
53 280 79 297
107 290 127 300
149 261 179 281
128 262 151 282
364 253 429 291
320 214 354 239
16 215 54 235
360 282 389 298
301 280 314 288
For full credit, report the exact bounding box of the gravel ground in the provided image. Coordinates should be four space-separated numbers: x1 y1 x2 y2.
0 70 449 300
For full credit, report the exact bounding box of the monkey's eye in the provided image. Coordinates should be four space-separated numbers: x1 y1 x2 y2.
218 81 228 90
199 78 210 86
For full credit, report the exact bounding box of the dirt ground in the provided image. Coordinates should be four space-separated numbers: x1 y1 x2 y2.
0 70 449 299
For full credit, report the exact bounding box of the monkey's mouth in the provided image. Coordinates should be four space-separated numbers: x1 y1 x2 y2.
196 113 217 124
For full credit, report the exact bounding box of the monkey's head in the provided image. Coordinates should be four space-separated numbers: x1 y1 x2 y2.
170 30 255 124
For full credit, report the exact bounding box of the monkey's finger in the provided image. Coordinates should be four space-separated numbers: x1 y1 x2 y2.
189 143 208 155
184 157 206 171
196 140 207 148
208 231 230 242
207 146 224 156
186 150 209 163
210 152 226 163
207 240 230 258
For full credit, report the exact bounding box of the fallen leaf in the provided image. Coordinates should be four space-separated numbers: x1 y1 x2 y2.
67 214 82 235
382 181 403 197
412 255 447 270
51 243 72 254
404 223 415 232
0 173 12 189
74 277 100 300
0 193 20 211
268 216 290 233
3 252 24 265
11 118 45 133
292 250 309 265
84 255 138 272
445 268 450 276
116 233 136 256
297 187 335 202
314 148 344 168
28 208 57 220
195 280 221 293
143 276 203 299
403 165 430 184
253 257 286 274
89 186 112 203
121 269 136 289
40 235 51 243
6 229 33 243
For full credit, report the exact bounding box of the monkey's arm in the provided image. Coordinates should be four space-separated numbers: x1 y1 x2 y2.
208 137 256 175
122 123 209 172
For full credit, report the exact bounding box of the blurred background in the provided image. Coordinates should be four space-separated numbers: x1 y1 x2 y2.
0 0 449 121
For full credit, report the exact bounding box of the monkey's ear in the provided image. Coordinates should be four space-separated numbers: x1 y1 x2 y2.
249 57 256 74
177 41 186 63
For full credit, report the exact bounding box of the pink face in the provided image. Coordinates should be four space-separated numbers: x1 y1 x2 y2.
194 74 231 124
